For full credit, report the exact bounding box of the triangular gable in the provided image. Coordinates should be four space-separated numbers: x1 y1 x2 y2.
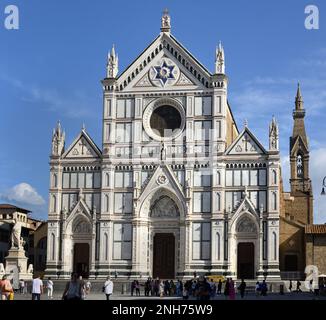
62 130 102 159
66 197 92 225
230 195 260 228
290 136 309 156
225 127 267 155
117 32 211 91
138 164 185 202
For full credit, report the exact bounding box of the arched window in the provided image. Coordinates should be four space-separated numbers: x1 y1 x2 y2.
105 194 109 212
272 170 277 185
52 195 56 212
51 233 55 260
216 171 221 185
216 232 220 260
296 153 304 178
273 232 277 260
216 192 221 211
272 192 277 210
106 173 110 187
104 233 108 261
53 173 57 188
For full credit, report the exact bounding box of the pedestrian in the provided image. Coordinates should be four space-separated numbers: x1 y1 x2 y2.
159 280 164 298
229 278 236 300
135 280 140 296
296 280 302 293
195 276 211 300
131 280 136 296
309 279 313 293
79 276 86 299
255 281 261 297
261 280 268 296
289 280 292 292
62 273 83 300
224 278 230 299
19 279 25 294
210 280 216 299
31 275 43 300
238 279 246 298
154 279 160 296
0 275 14 300
85 279 92 297
103 276 113 300
217 280 222 295
47 277 54 299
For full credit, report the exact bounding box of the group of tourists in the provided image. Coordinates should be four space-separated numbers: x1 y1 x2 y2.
134 276 252 300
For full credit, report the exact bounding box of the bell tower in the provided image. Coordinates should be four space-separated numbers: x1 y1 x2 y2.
289 83 313 223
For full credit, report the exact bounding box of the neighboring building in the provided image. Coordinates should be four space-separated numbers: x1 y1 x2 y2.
0 204 47 274
305 225 326 275
278 85 326 280
45 11 281 280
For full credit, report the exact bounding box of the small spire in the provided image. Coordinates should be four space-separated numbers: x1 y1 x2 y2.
295 82 304 110
107 44 119 78
244 119 248 127
161 8 171 33
215 41 225 74
82 123 86 131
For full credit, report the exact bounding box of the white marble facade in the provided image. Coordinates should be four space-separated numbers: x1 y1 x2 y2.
45 12 280 280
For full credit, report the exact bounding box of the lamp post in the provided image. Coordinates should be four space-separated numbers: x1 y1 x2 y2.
321 176 326 196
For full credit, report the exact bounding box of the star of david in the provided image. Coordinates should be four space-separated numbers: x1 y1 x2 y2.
153 61 175 85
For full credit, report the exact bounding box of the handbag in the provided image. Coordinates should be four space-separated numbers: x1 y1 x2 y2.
102 286 105 293
8 292 14 300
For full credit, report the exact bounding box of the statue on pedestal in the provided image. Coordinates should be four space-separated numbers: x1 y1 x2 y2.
10 219 24 249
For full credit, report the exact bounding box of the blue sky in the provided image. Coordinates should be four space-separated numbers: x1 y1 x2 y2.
0 0 326 222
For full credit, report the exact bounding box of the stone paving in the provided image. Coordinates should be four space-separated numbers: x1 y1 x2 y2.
10 291 326 301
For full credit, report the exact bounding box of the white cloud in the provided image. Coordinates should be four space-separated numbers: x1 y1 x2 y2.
0 74 97 119
0 183 45 206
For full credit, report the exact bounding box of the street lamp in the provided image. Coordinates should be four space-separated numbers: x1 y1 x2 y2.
321 176 326 196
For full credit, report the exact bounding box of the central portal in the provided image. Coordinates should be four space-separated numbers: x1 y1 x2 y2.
73 243 90 278
237 242 255 279
153 233 175 279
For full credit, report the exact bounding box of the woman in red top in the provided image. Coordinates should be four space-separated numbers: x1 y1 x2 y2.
1 275 14 300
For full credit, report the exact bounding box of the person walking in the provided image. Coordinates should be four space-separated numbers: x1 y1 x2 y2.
131 280 136 296
217 280 222 295
261 280 268 296
238 279 246 299
31 275 43 300
159 280 164 298
62 273 83 300
296 280 302 293
0 275 14 300
289 280 293 292
229 278 236 300
103 276 113 300
135 280 140 296
47 277 54 299
84 279 91 298
19 279 25 294
255 281 261 297
224 278 230 299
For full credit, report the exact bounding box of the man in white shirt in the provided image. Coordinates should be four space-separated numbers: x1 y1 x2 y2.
32 276 43 300
103 276 113 300
47 277 54 299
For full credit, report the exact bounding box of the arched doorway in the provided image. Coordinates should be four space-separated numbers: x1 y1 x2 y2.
71 216 92 278
149 194 180 279
234 215 259 279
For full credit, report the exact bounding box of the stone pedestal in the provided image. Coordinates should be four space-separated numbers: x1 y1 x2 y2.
5 247 33 280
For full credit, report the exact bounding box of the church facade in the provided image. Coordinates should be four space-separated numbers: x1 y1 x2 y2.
45 12 281 280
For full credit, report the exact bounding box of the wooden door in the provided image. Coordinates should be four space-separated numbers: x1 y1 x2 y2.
153 233 175 279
